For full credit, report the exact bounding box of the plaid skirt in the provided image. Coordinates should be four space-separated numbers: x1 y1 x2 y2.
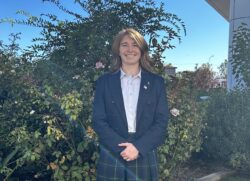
96 147 159 181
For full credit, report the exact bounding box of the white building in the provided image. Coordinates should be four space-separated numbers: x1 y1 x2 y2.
206 0 250 90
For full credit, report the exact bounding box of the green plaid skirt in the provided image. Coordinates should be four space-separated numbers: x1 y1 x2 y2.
96 147 159 181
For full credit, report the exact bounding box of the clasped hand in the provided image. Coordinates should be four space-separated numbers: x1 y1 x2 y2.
118 142 139 162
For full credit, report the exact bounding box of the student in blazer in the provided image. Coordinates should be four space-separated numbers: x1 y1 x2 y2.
92 28 168 181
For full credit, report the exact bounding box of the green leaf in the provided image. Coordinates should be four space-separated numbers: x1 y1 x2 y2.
77 142 85 153
31 154 36 161
61 165 68 171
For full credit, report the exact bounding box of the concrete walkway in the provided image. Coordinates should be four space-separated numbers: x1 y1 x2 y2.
195 170 235 181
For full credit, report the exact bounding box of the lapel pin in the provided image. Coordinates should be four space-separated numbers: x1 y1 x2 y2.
144 81 150 90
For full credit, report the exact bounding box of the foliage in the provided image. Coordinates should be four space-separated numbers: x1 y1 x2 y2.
202 89 250 171
0 35 98 180
158 73 206 180
231 23 250 88
218 59 228 79
0 0 185 76
170 63 218 99
194 63 215 91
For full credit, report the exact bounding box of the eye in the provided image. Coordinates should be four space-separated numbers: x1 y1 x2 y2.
120 43 128 47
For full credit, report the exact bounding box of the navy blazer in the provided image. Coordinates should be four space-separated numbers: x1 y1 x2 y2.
92 69 168 157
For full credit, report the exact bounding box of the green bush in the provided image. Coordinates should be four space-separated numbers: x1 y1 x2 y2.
158 74 206 180
0 35 98 181
202 89 250 171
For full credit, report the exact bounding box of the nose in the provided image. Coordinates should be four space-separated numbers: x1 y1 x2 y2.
127 45 134 52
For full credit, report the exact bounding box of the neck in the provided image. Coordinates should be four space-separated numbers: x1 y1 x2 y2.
121 64 140 76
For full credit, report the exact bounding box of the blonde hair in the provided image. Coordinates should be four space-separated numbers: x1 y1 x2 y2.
111 28 153 72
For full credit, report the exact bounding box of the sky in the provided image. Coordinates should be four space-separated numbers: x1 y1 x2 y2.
0 0 229 73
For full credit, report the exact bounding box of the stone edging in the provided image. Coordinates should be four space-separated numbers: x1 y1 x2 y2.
195 170 235 181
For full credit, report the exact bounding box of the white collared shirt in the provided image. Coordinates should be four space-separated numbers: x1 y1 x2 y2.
120 69 141 133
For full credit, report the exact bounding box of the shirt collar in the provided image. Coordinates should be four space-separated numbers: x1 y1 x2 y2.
120 68 141 79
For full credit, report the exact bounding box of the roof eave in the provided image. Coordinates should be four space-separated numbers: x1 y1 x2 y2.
205 0 230 22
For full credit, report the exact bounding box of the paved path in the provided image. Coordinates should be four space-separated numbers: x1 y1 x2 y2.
196 170 235 181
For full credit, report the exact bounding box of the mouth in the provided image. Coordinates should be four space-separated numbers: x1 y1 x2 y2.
125 54 136 57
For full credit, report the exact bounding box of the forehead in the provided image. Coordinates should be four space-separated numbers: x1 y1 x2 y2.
120 34 136 43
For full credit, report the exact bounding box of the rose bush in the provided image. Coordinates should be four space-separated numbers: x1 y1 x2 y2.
158 74 206 180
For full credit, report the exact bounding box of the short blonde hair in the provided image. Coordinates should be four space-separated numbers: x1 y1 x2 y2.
111 28 153 72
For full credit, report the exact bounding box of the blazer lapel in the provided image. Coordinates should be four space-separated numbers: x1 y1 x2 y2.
136 70 151 126
109 70 128 129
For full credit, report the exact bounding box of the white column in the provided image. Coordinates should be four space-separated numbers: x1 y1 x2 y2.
227 0 250 90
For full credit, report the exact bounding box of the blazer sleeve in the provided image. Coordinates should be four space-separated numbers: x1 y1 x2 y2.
92 76 126 154
133 77 168 157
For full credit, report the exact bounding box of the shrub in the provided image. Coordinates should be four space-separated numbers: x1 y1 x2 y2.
158 75 206 180
0 35 98 180
202 89 250 171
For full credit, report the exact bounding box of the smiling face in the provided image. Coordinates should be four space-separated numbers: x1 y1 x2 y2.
111 28 152 72
119 35 141 68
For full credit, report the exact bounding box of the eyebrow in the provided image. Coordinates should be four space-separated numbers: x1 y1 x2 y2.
120 41 137 45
